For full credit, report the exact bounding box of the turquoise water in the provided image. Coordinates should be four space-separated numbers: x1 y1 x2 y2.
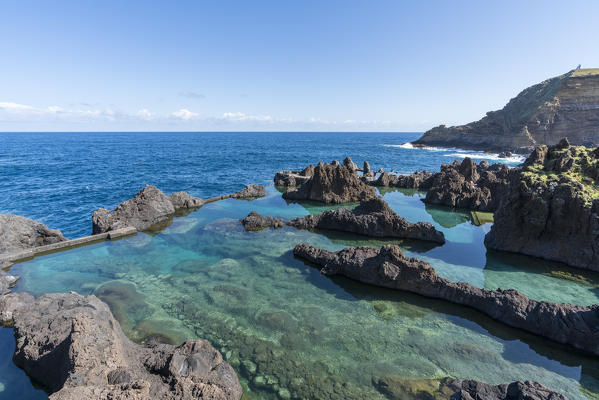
9 187 599 400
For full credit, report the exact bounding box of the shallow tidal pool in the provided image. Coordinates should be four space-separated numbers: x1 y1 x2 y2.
7 186 599 399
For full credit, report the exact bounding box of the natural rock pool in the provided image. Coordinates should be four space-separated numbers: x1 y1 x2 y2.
7 186 599 399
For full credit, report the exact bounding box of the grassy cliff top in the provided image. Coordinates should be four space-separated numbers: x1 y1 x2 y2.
522 142 599 201
571 68 599 77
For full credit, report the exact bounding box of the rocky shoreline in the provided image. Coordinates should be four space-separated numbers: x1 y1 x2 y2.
293 243 599 357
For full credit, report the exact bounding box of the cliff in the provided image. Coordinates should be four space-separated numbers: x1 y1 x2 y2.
412 68 599 153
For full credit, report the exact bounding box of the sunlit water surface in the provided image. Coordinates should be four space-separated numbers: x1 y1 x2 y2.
8 187 599 400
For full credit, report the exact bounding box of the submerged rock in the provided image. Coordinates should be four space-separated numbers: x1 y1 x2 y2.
283 161 377 204
372 376 567 400
169 191 204 209
240 211 285 231
0 292 242 400
0 213 66 255
486 141 599 271
231 184 267 199
92 185 176 234
288 197 445 243
293 243 599 356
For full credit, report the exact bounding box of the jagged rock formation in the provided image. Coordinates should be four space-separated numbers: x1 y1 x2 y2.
0 213 66 254
231 184 266 199
283 161 377 204
170 191 204 209
372 376 567 400
274 165 315 187
293 243 599 356
373 158 512 212
92 185 177 234
288 198 445 243
240 211 285 231
412 69 599 153
0 292 242 400
0 271 17 295
486 139 599 270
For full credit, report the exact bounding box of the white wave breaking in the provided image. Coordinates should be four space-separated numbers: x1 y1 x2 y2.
383 143 525 163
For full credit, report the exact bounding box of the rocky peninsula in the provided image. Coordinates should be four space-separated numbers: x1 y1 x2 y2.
287 197 445 243
294 243 599 356
486 138 599 271
411 68 599 153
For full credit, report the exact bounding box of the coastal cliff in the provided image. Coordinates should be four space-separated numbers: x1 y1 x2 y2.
412 68 599 153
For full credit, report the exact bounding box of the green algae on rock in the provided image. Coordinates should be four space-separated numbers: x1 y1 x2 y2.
486 139 599 271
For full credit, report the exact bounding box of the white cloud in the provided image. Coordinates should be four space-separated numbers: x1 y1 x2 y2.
171 109 199 120
220 112 275 122
0 102 39 113
136 109 154 120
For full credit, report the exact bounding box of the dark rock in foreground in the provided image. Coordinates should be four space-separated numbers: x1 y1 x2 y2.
231 184 267 199
293 243 599 356
0 213 66 254
289 198 445 243
486 140 599 271
372 376 567 400
240 211 284 231
92 185 177 234
283 161 377 204
0 292 242 400
411 68 599 153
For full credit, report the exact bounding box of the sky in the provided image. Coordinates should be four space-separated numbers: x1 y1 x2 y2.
1 0 598 132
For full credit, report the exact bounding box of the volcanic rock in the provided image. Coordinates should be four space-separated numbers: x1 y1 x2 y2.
92 185 176 234
288 198 445 243
0 292 242 400
169 191 204 210
486 141 599 271
0 214 66 255
283 162 378 204
231 184 267 199
240 211 285 231
412 68 599 153
293 243 599 356
0 270 17 295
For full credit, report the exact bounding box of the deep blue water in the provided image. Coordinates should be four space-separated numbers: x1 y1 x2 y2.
0 132 522 238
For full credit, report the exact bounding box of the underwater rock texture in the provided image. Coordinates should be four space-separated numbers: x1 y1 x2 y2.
372 376 567 400
412 69 599 153
92 185 176 234
283 161 378 203
240 211 285 231
486 139 599 271
0 213 66 255
0 292 242 400
288 198 445 243
293 243 599 356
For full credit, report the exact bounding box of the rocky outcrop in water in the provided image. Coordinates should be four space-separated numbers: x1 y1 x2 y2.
293 243 599 356
92 185 176 234
412 69 599 153
289 198 445 243
231 184 267 199
372 376 567 400
0 213 66 255
170 191 204 209
283 161 378 204
373 158 512 212
0 292 242 400
240 211 285 231
485 139 599 271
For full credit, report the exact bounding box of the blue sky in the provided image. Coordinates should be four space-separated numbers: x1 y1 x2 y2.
1 0 598 132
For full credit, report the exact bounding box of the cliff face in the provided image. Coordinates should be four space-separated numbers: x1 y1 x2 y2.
412 69 599 153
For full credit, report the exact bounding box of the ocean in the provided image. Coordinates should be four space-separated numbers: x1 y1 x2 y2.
4 132 598 400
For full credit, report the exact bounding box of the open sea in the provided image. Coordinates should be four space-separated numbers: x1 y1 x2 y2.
2 132 599 400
